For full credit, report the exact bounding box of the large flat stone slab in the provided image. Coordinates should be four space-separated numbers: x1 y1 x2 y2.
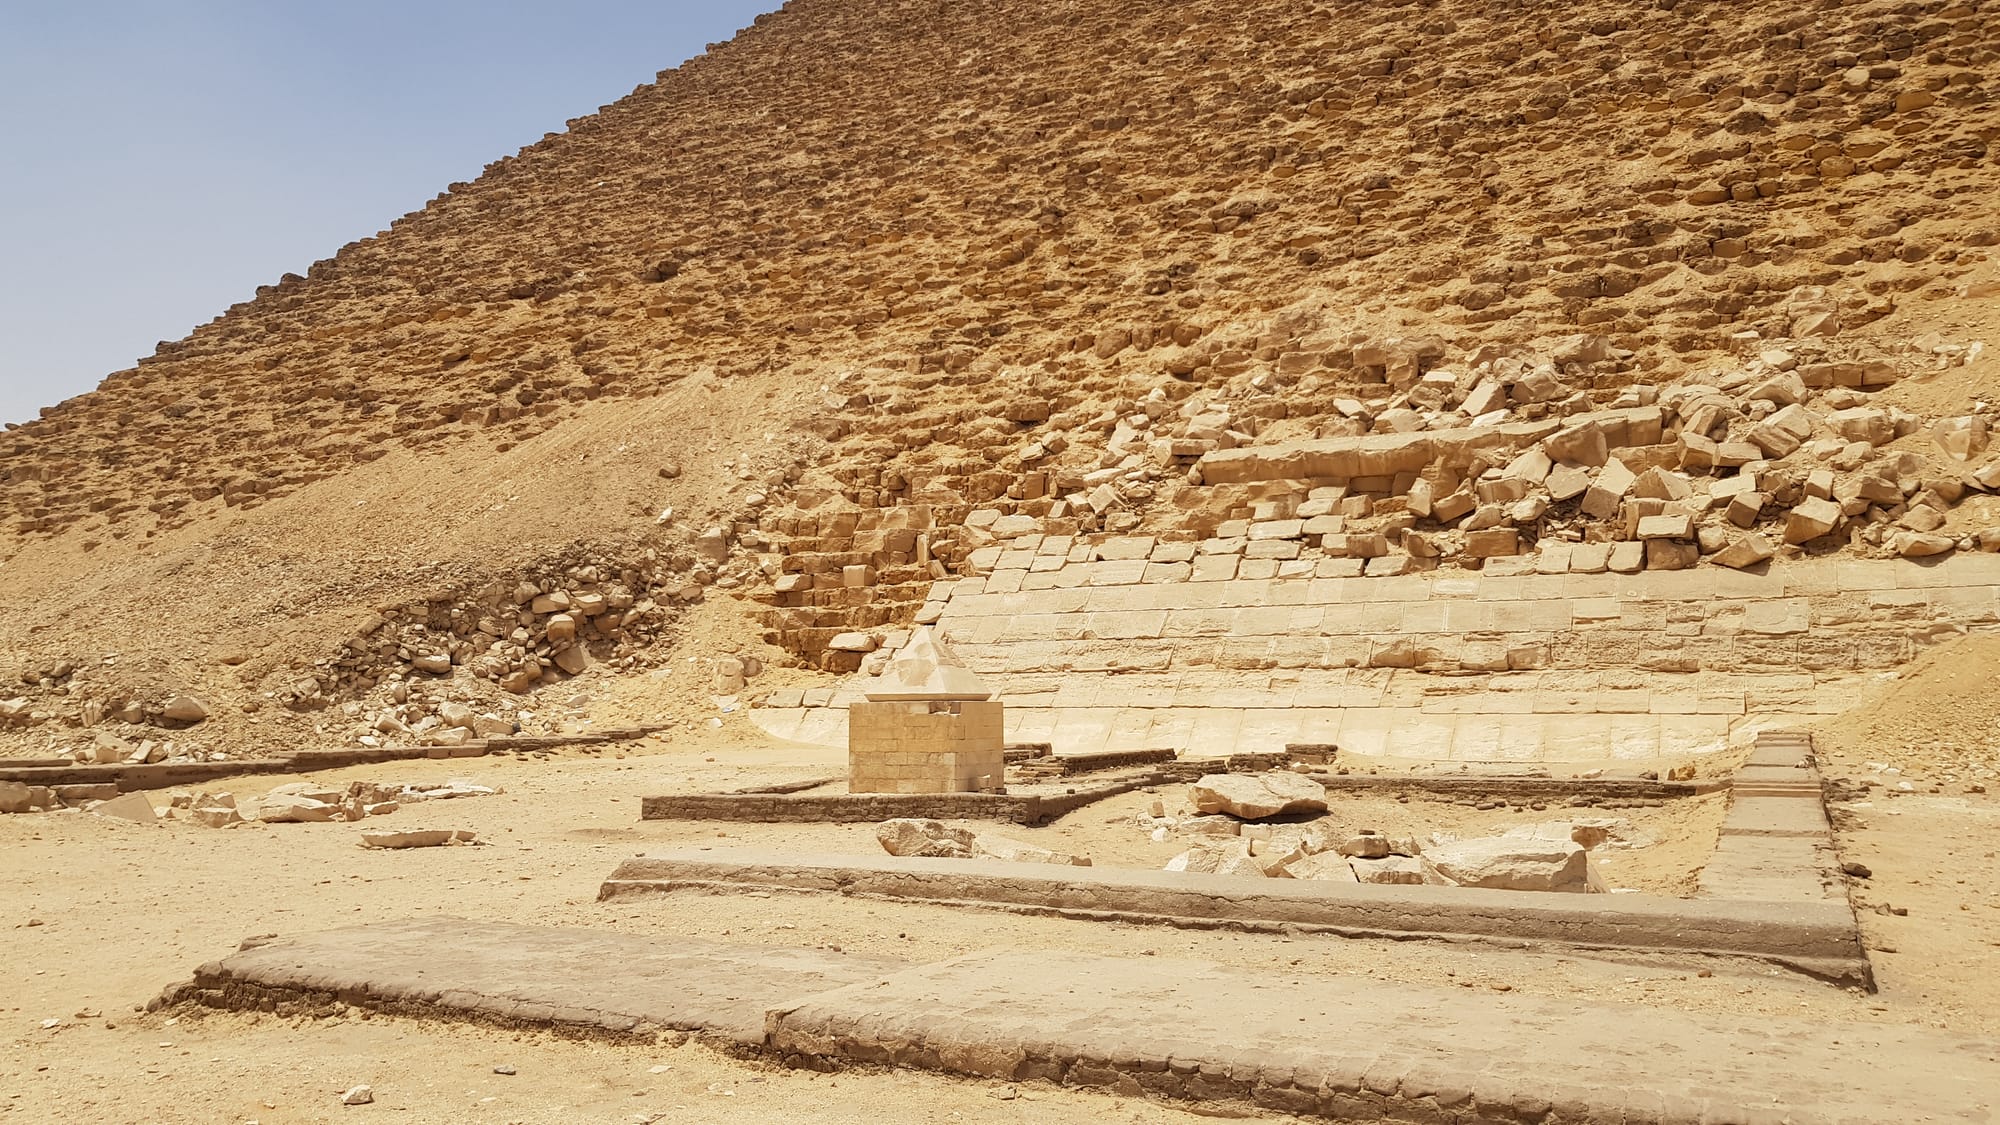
600 848 1869 984
766 950 2000 1123
160 922 1999 1122
156 917 909 1045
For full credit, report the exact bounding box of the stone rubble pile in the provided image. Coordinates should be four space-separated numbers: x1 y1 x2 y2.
1151 774 1616 893
937 333 2000 587
876 817 1091 866
165 778 501 828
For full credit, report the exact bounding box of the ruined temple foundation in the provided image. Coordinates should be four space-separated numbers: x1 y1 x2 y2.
847 699 1005 794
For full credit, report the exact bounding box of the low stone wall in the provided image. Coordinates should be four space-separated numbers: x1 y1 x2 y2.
641 774 1164 826
0 727 662 799
1014 747 1177 778
1312 774 1716 808
600 848 1869 985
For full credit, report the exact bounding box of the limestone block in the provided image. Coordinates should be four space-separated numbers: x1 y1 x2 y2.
1187 773 1328 820
1542 420 1607 467
1827 407 1894 445
1746 371 1808 406
1783 497 1844 544
1568 542 1611 573
1464 529 1520 559
1644 540 1698 570
1420 837 1601 892
1747 422 1802 459
360 829 478 849
877 818 977 858
1547 464 1592 501
1607 542 1645 574
1244 540 1302 560
93 792 157 823
1935 416 1990 461
1727 492 1768 528
1892 531 1956 558
1581 460 1636 519
1712 534 1776 570
1636 514 1693 540
1248 520 1303 541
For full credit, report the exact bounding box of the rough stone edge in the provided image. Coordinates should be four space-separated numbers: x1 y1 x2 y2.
148 959 724 1050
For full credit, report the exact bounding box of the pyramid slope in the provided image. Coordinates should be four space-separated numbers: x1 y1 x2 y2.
0 0 1996 756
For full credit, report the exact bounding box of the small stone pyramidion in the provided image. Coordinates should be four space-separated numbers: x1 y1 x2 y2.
863 626 992 701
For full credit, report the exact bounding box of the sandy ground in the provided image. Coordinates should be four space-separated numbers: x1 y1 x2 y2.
2 740 1994 1123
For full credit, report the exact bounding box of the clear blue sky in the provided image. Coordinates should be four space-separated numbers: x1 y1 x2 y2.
0 0 780 426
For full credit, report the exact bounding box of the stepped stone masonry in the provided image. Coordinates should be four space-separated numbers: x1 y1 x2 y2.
848 628 1005 794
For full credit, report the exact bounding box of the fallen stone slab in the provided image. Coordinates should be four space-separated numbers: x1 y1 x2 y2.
600 849 1870 985
1187 772 1327 819
92 792 157 823
153 917 909 1046
358 828 479 849
152 921 1995 1122
764 950 2000 1123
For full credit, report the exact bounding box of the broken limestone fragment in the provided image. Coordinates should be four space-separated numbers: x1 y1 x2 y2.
1164 837 1285 878
1419 837 1603 893
359 828 479 849
160 695 211 723
1712 534 1776 570
876 817 977 858
1187 772 1328 820
92 792 158 823
971 832 1091 867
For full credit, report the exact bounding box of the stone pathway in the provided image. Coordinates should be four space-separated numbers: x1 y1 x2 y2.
163 918 1999 1122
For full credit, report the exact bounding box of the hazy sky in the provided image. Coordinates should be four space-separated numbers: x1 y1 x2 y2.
0 0 781 426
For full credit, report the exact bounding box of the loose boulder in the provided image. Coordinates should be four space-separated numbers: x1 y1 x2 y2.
1164 837 1284 878
1187 772 1328 820
1420 837 1602 893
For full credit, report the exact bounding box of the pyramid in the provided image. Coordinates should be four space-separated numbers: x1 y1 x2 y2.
862 627 992 702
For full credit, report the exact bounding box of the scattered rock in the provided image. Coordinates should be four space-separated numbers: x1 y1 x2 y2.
876 818 976 858
359 829 479 849
341 1085 374 1106
91 792 157 823
160 695 211 723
